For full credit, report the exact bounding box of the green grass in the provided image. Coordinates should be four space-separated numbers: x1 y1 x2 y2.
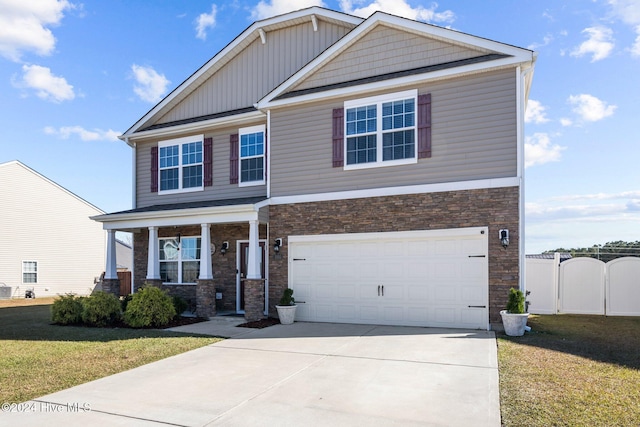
498 314 640 427
0 298 221 403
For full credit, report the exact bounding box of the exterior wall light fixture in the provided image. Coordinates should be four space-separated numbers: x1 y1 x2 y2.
220 241 229 255
273 238 283 254
499 229 509 248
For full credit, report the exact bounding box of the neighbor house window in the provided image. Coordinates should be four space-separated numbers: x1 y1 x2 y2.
159 237 201 284
239 125 265 186
22 261 37 284
158 135 204 193
344 89 417 169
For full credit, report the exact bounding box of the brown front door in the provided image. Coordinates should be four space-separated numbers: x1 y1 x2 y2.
239 242 266 311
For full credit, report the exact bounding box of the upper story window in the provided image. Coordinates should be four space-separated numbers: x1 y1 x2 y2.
158 135 204 194
159 237 201 284
239 125 265 186
22 261 37 284
343 89 418 170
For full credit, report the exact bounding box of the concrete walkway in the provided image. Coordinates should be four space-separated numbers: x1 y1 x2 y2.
4 320 500 426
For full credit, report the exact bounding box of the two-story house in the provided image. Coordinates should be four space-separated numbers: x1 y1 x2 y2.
93 7 536 330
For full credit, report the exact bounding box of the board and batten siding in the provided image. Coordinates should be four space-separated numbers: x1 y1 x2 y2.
270 68 517 197
0 162 105 297
155 21 354 126
136 124 267 208
293 25 491 92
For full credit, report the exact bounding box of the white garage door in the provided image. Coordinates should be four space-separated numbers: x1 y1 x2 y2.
289 228 488 329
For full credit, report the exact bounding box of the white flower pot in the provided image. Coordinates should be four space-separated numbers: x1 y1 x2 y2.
500 310 530 336
276 305 297 325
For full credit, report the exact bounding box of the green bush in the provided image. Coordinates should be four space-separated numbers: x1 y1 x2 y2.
51 294 84 325
506 287 525 314
172 296 188 319
120 294 133 312
123 286 176 328
81 291 122 327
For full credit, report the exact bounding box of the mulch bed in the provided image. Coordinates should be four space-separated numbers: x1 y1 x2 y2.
237 317 280 329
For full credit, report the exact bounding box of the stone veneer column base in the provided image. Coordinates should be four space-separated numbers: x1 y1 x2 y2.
196 279 217 318
143 279 163 289
100 278 120 296
244 279 265 322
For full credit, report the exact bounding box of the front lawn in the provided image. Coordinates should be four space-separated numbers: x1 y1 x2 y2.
0 298 220 403
498 314 640 426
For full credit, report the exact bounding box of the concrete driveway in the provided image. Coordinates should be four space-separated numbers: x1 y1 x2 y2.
4 321 500 426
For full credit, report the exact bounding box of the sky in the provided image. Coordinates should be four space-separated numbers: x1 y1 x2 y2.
0 0 638 254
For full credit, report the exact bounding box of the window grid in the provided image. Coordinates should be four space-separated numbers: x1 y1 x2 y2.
158 137 203 192
159 237 201 284
22 261 37 284
239 127 265 184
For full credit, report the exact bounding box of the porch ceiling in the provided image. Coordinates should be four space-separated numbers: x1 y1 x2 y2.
91 197 269 231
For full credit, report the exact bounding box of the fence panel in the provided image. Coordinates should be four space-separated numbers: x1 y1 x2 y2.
525 258 558 314
606 257 640 316
559 258 605 314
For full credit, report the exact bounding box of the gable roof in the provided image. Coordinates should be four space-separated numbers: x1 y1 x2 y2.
121 7 363 143
0 160 105 214
257 11 536 109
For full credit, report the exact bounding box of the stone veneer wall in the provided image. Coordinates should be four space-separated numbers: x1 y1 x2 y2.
133 223 267 314
268 186 520 323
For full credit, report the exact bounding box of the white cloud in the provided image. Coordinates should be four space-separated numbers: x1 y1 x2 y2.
560 118 573 127
570 26 614 62
524 133 566 168
632 26 640 56
568 94 617 122
251 0 325 20
340 0 455 23
525 100 550 124
608 0 640 26
0 0 73 62
44 126 120 141
527 34 553 51
15 64 74 102
195 4 217 40
131 64 170 103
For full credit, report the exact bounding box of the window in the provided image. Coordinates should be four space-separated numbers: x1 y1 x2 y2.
239 125 265 186
159 237 201 284
158 135 204 193
22 261 37 284
344 90 417 169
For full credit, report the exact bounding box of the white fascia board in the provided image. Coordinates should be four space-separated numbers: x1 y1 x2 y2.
289 226 488 243
124 110 265 142
123 8 362 137
260 56 529 109
259 12 534 108
92 203 261 230
270 177 520 206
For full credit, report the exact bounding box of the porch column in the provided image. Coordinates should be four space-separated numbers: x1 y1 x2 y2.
146 226 160 280
199 223 213 280
105 229 118 280
247 220 261 279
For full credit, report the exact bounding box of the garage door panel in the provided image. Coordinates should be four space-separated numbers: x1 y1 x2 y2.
290 228 488 329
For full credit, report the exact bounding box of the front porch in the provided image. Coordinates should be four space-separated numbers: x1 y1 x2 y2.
92 197 275 322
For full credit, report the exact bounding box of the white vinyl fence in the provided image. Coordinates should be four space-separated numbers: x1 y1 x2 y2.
525 255 640 316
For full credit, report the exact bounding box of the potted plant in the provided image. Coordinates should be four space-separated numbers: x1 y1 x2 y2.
500 287 529 336
276 288 296 325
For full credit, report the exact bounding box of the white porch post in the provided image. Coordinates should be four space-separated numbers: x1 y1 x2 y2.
147 226 160 280
105 229 118 280
199 223 213 280
247 220 261 279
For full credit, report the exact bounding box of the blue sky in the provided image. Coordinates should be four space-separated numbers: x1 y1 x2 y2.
1 0 638 253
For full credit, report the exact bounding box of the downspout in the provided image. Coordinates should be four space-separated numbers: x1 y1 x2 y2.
266 109 271 199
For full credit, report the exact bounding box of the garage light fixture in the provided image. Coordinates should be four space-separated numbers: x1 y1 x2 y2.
499 229 509 248
273 238 283 254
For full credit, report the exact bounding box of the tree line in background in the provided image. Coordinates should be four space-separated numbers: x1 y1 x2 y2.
543 241 640 263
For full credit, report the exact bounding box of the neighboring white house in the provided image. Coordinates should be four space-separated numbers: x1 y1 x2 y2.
0 161 108 298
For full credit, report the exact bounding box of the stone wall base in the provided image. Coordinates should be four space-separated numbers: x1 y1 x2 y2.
196 279 217 318
243 279 265 322
99 279 120 296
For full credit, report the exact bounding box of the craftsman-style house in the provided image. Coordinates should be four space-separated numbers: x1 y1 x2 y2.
93 7 536 329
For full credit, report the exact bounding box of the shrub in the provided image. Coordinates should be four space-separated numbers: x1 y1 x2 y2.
506 287 525 314
51 294 84 325
172 296 188 319
123 286 176 328
279 288 295 306
82 291 122 327
120 294 133 312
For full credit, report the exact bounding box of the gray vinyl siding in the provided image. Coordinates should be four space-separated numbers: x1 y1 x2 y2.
270 68 516 197
292 25 491 92
136 124 267 208
155 21 353 125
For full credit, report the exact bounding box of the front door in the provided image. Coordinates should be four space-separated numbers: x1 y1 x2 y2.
239 242 266 311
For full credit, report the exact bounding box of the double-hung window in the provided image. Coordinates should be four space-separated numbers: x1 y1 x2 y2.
239 125 265 186
344 89 417 169
22 261 37 284
158 135 204 193
159 237 201 284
